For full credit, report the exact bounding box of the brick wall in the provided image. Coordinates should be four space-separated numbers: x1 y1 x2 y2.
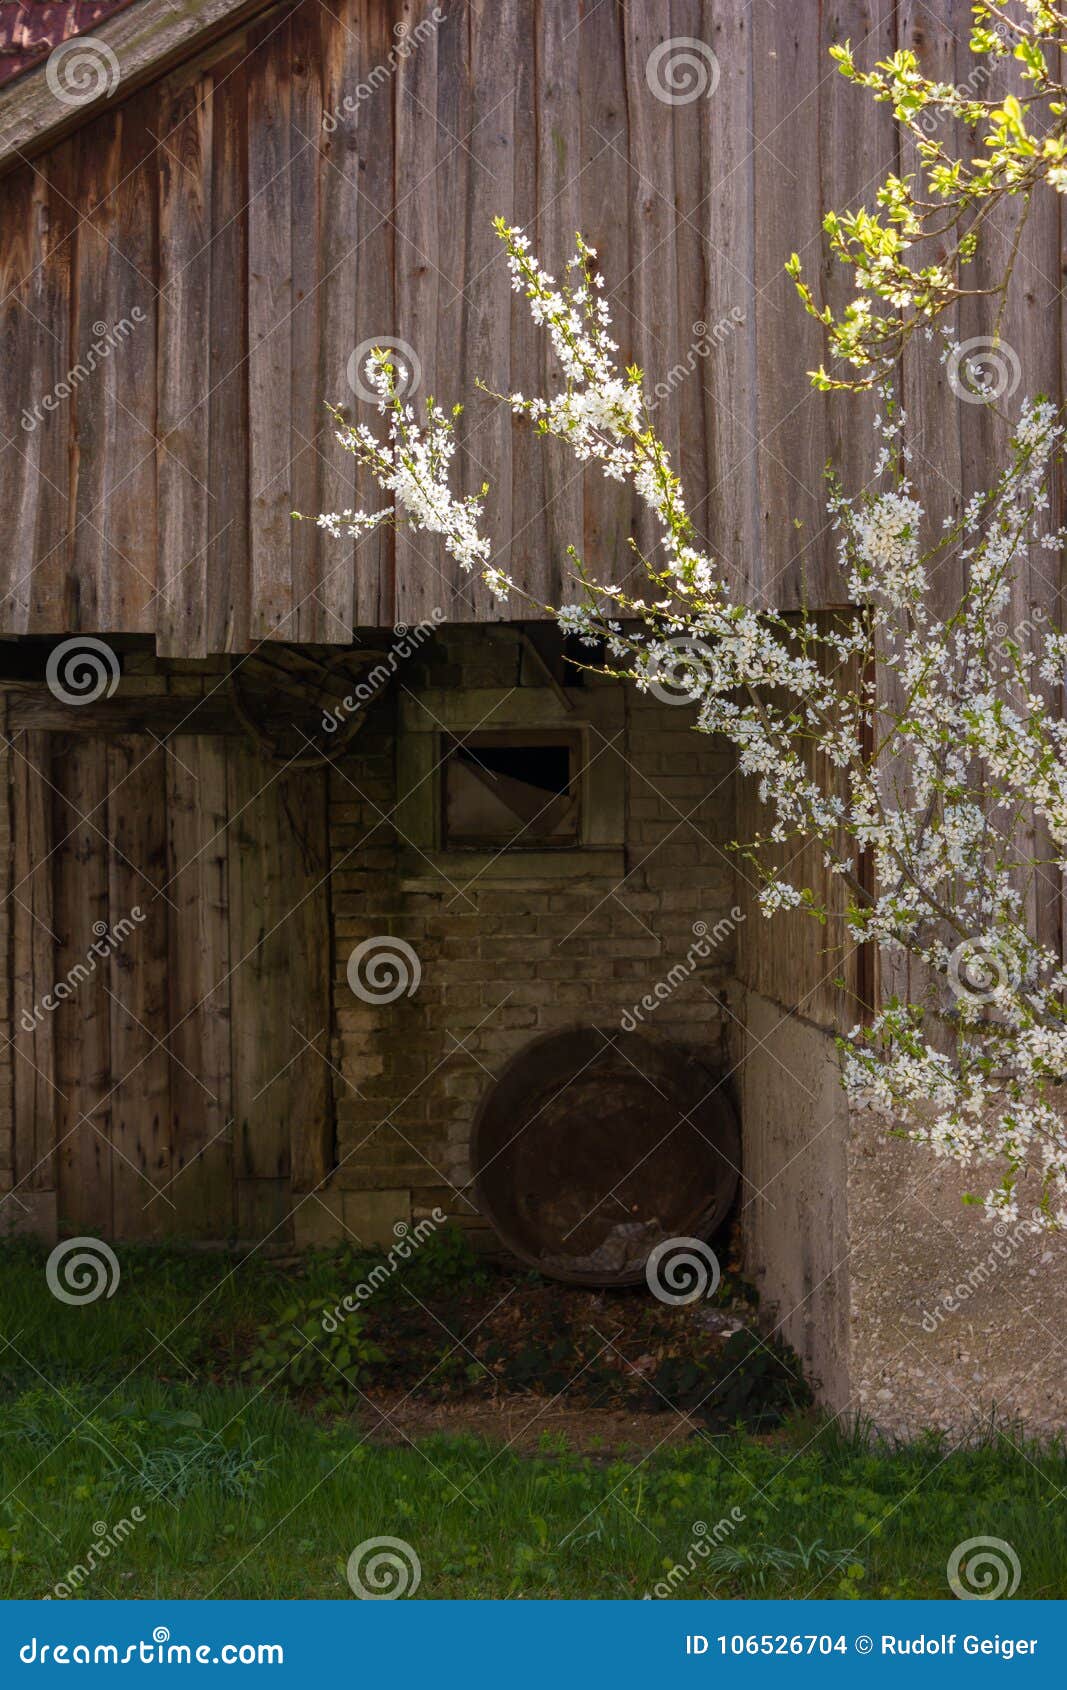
322 624 739 1250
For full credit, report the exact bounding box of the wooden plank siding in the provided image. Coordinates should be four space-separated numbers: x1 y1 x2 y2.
4 731 332 1242
3 0 1058 652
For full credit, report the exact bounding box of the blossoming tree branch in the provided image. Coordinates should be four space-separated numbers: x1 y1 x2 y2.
310 6 1067 1232
791 0 1067 388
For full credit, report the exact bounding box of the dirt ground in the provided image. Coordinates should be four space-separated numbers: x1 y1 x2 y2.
352 1390 707 1455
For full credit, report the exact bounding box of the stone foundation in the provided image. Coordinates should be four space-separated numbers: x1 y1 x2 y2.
740 986 1067 1435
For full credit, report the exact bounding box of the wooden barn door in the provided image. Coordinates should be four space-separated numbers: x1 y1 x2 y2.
11 733 331 1242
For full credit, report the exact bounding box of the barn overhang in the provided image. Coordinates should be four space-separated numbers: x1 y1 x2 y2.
0 0 272 173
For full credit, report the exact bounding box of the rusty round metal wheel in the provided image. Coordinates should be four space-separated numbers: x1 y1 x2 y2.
471 1026 739 1287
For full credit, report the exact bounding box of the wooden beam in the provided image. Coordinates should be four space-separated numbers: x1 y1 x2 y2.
0 0 285 176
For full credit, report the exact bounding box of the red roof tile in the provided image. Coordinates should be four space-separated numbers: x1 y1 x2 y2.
0 1 138 90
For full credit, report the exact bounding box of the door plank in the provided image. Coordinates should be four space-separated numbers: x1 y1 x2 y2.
53 737 113 1234
106 737 172 1238
167 736 234 1239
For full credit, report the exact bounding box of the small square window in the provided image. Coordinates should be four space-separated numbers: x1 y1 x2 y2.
441 730 581 850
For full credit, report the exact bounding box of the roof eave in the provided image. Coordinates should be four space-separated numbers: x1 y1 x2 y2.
0 0 282 175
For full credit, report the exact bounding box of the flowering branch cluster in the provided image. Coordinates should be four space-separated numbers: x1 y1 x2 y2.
316 222 1067 1228
314 361 492 582
789 0 1067 387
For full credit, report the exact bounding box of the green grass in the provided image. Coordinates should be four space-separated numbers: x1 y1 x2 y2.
1 1239 1065 1599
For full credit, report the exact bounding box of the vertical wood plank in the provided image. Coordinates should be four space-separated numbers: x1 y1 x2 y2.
208 53 252 653
11 732 57 1196
69 113 123 631
167 736 234 1239
820 0 896 545
702 0 761 603
623 0 680 570
106 97 158 635
158 73 214 657
350 0 397 627
106 737 172 1238
579 0 632 594
0 167 44 636
227 742 331 1220
431 0 473 615
313 0 362 644
393 0 445 625
289 0 328 643
248 18 295 640
751 1 827 608
31 144 78 634
667 0 714 567
461 0 518 623
53 738 113 1235
533 0 583 611
3 149 77 636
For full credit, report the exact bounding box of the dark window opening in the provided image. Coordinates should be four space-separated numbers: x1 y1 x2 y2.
441 730 581 849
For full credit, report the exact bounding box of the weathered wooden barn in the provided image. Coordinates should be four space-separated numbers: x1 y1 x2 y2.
0 0 1064 1430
